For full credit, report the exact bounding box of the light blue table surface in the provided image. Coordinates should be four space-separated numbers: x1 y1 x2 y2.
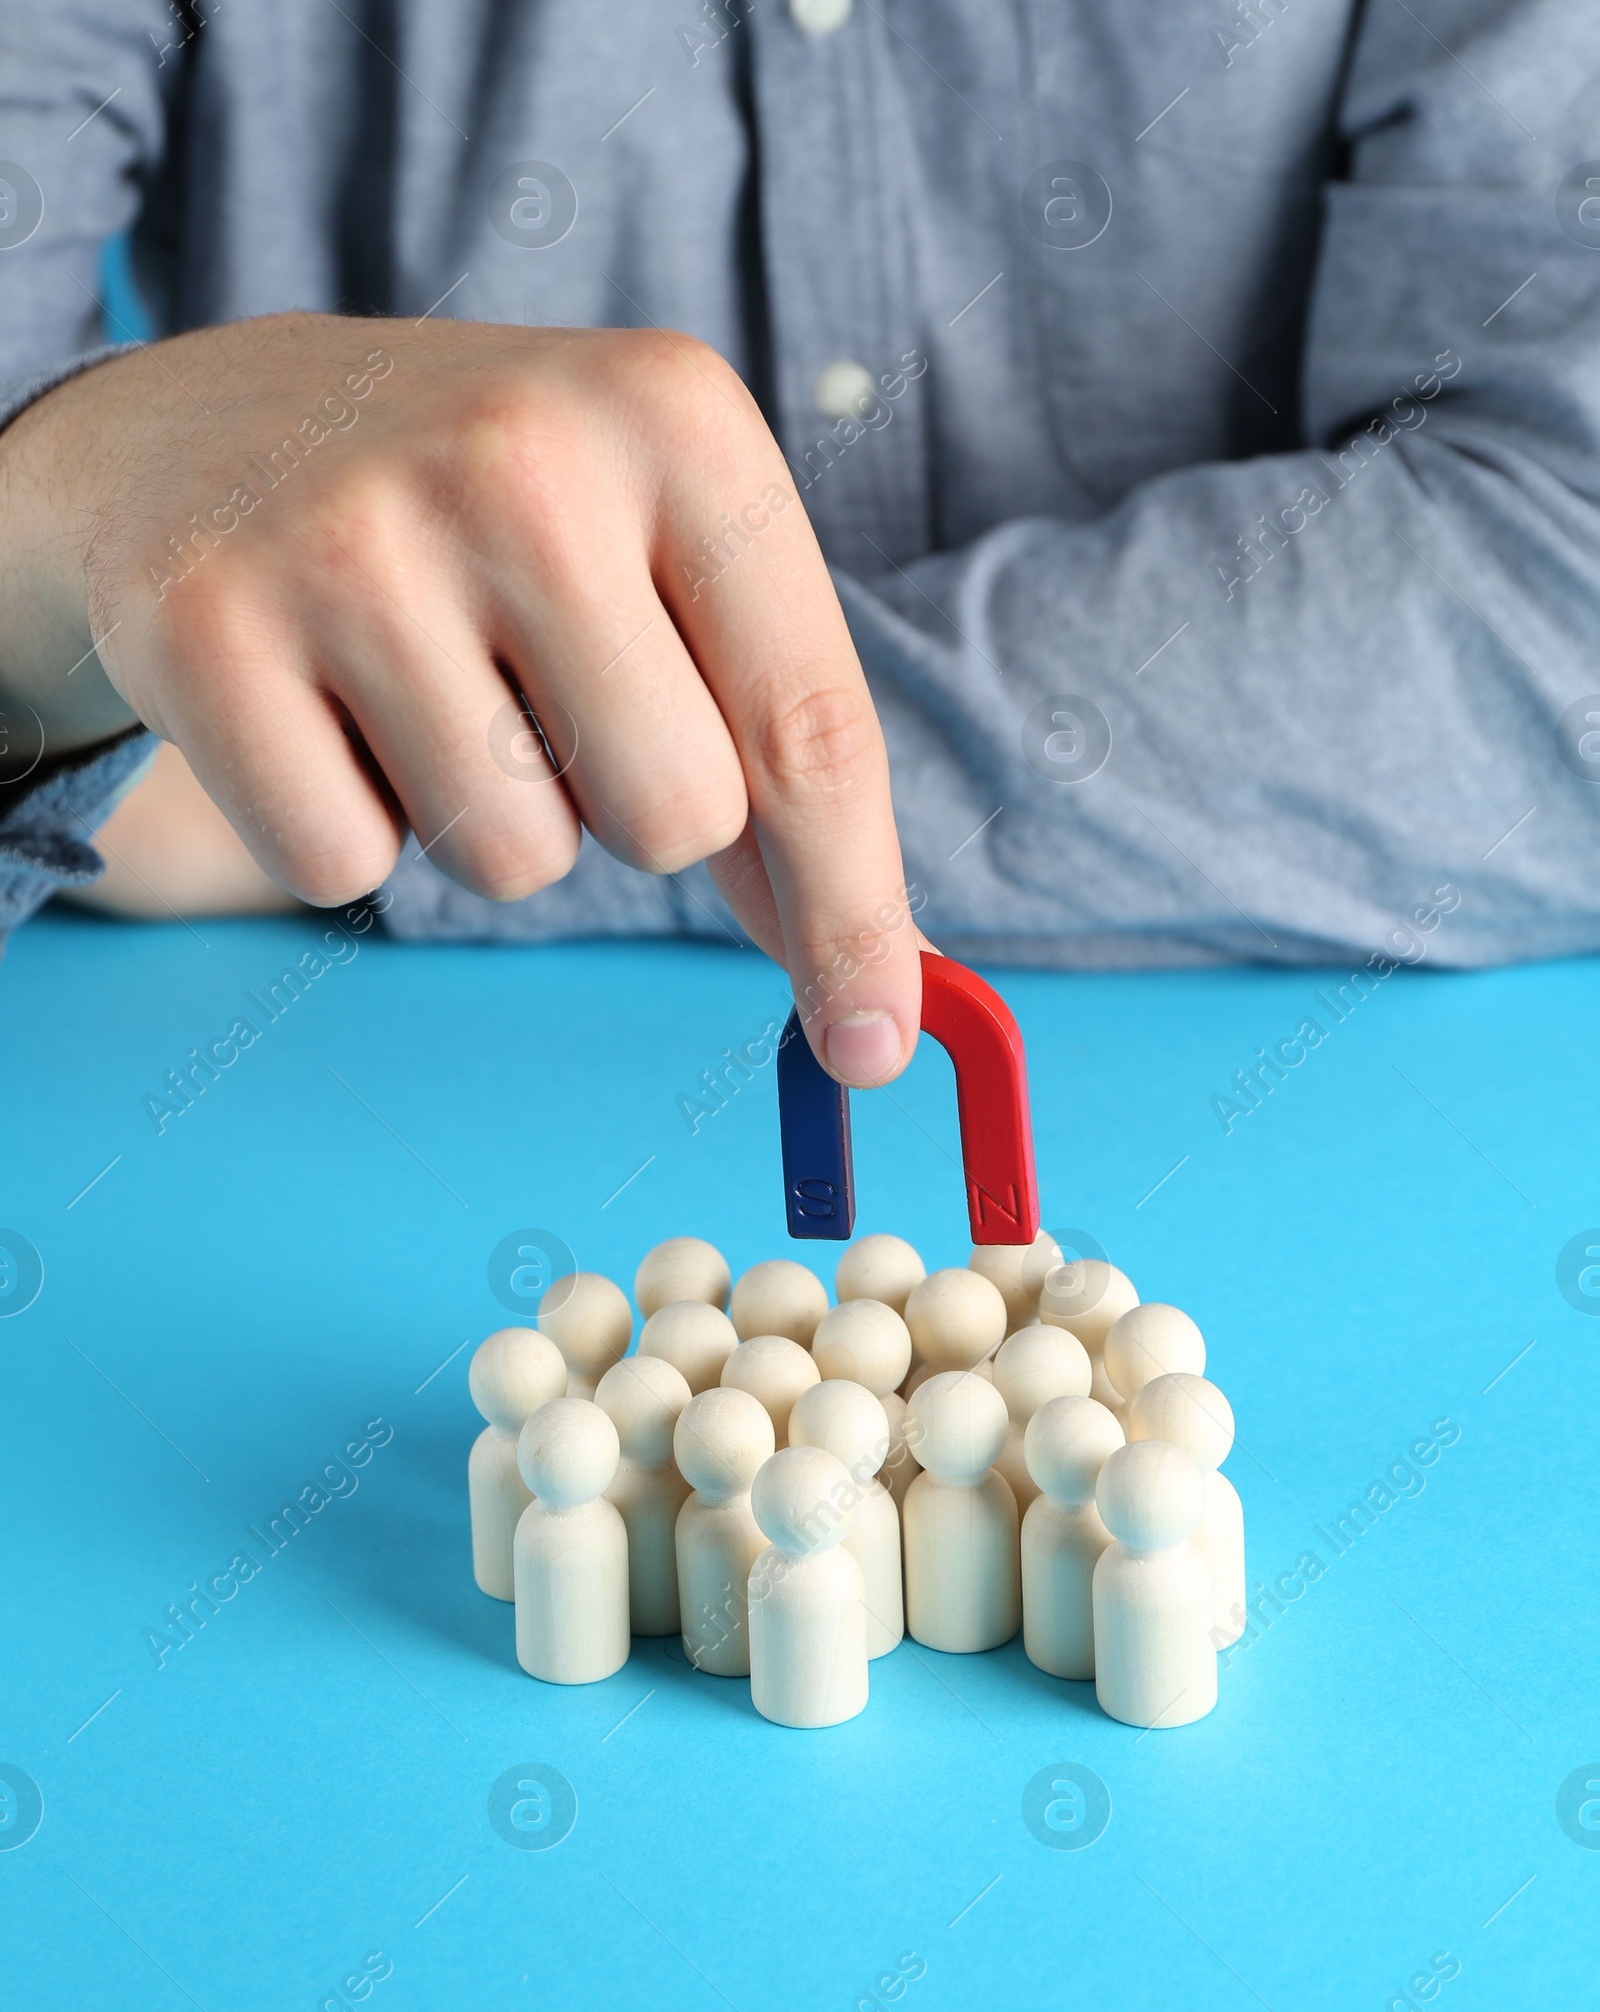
3 908 1596 2011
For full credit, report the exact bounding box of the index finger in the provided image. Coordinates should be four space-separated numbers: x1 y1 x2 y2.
660 451 921 1088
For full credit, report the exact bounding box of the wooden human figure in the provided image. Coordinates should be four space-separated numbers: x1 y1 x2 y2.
810 1299 915 1516
811 1298 913 1391
876 1393 915 1519
748 1446 868 1728
991 1324 1092 1514
721 1334 820 1447
729 1259 829 1346
789 1379 902 1658
902 1268 1008 1399
1102 1303 1205 1413
537 1271 633 1401
674 1387 775 1676
513 1399 629 1684
1126 1373 1244 1647
467 1328 568 1600
902 1371 1020 1652
834 1233 925 1314
1020 1394 1125 1679
639 1300 740 1394
1038 1258 1139 1418
1020 1231 1069 1305
968 1229 1062 1334
596 1356 693 1636
634 1236 731 1317
1092 1440 1217 1728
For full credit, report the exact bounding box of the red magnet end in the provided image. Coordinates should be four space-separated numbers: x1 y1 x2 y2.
917 952 1040 1245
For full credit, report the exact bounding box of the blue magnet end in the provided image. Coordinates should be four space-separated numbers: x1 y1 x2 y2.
775 1009 855 1240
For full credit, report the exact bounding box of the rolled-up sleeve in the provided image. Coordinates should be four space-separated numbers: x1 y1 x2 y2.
0 728 155 933
0 3 175 934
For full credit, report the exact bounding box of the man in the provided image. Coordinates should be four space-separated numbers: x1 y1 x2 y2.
1 0 1596 1088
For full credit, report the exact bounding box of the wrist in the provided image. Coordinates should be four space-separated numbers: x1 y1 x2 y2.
0 358 144 770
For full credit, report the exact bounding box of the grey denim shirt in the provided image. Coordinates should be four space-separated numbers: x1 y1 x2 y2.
1 0 1597 968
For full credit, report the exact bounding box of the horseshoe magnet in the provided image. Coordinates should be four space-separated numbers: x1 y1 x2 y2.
776 952 1041 1246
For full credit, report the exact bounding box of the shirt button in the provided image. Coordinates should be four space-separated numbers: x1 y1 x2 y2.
790 0 853 35
813 359 876 421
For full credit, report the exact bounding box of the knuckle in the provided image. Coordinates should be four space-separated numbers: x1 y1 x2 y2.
148 564 279 699
152 551 253 643
306 466 416 583
613 330 752 447
452 816 581 904
453 391 550 491
277 831 400 909
452 399 603 578
623 794 749 876
603 760 748 875
622 327 730 397
751 678 881 805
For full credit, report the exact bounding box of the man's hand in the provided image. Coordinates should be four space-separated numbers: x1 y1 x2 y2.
0 313 920 1084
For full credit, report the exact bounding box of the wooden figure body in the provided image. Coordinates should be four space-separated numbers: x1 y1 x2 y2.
748 1447 868 1728
597 1356 693 1636
902 1371 1020 1652
1020 1394 1124 1678
790 1379 902 1658
1126 1373 1244 1647
467 1328 568 1600
513 1399 629 1685
1092 1439 1216 1728
674 1387 775 1675
877 1391 915 1517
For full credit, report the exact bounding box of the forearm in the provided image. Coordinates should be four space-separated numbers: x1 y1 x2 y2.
839 408 1600 970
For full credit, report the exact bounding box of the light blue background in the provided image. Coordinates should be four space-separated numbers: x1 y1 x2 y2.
99 234 152 345
2 910 1595 2009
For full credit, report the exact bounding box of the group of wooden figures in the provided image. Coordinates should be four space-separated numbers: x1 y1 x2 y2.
467 1232 1243 1730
